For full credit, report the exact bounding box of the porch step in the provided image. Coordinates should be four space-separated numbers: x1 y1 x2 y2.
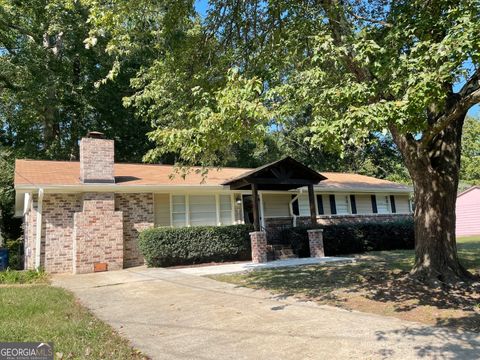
273 246 298 260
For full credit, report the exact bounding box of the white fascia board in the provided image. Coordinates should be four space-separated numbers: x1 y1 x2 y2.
311 187 413 194
14 184 232 193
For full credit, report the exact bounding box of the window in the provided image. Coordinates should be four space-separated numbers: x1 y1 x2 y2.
172 195 187 227
219 195 233 225
377 195 389 214
189 195 216 226
168 194 234 227
335 195 349 215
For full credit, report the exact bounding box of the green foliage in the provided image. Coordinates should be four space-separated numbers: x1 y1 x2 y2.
461 117 480 184
4 238 23 270
282 219 415 256
138 224 253 267
0 269 47 284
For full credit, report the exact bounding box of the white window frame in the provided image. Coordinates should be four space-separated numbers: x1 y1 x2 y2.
167 192 235 227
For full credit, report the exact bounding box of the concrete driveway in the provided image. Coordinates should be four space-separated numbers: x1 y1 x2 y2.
53 267 480 360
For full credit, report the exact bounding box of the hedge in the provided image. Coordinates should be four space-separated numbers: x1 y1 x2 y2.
282 218 414 257
138 224 253 267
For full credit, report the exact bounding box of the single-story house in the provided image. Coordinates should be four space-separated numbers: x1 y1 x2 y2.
456 186 480 237
14 132 413 274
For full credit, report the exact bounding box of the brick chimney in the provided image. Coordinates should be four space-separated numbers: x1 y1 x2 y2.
79 131 115 183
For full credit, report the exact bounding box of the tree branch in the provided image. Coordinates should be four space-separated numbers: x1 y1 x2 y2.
346 9 393 28
321 0 372 82
420 69 480 148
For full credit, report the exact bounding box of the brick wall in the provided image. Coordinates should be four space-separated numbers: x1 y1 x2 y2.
74 193 123 274
115 193 154 268
79 137 114 183
43 193 81 273
23 197 36 270
250 231 268 263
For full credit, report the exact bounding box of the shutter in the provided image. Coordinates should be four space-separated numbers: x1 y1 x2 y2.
371 195 378 213
316 195 324 215
350 195 357 214
390 195 396 213
329 195 337 215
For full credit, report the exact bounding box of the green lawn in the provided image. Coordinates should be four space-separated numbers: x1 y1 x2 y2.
211 236 480 332
0 284 146 359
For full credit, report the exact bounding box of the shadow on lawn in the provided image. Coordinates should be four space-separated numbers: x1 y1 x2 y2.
239 249 480 332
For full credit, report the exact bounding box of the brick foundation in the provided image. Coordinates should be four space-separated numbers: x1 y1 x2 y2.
115 193 154 268
73 193 123 274
307 229 325 258
250 231 268 263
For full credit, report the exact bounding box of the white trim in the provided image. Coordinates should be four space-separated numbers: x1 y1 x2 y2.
15 183 413 194
34 188 44 270
259 192 265 230
230 193 235 224
169 193 173 227
185 194 190 226
215 194 220 225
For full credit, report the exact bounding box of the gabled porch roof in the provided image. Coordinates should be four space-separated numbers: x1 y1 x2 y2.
222 156 326 191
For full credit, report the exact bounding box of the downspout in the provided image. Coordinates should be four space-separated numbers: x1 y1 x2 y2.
289 194 299 227
35 188 44 270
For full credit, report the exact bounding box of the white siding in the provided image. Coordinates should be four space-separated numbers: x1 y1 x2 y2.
154 193 170 226
263 194 291 217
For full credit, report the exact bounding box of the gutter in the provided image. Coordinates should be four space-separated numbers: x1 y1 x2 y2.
35 188 44 270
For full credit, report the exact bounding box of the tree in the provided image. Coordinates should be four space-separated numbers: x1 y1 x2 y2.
80 0 480 283
0 0 155 239
460 116 480 184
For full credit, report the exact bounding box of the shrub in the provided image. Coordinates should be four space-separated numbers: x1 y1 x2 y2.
282 218 414 256
138 224 253 267
4 238 23 270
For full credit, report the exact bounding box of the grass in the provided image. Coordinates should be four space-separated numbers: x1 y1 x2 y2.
0 284 147 359
211 236 480 332
0 269 49 284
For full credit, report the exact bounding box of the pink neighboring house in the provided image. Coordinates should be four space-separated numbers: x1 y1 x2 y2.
456 186 480 237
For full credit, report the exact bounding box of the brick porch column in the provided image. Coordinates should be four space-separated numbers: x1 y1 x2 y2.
250 231 267 263
307 229 325 258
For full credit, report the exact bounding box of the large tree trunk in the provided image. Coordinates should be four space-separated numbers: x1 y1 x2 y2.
393 114 473 284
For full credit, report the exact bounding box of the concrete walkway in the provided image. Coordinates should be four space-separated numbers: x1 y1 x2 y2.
53 267 480 360
172 257 354 276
